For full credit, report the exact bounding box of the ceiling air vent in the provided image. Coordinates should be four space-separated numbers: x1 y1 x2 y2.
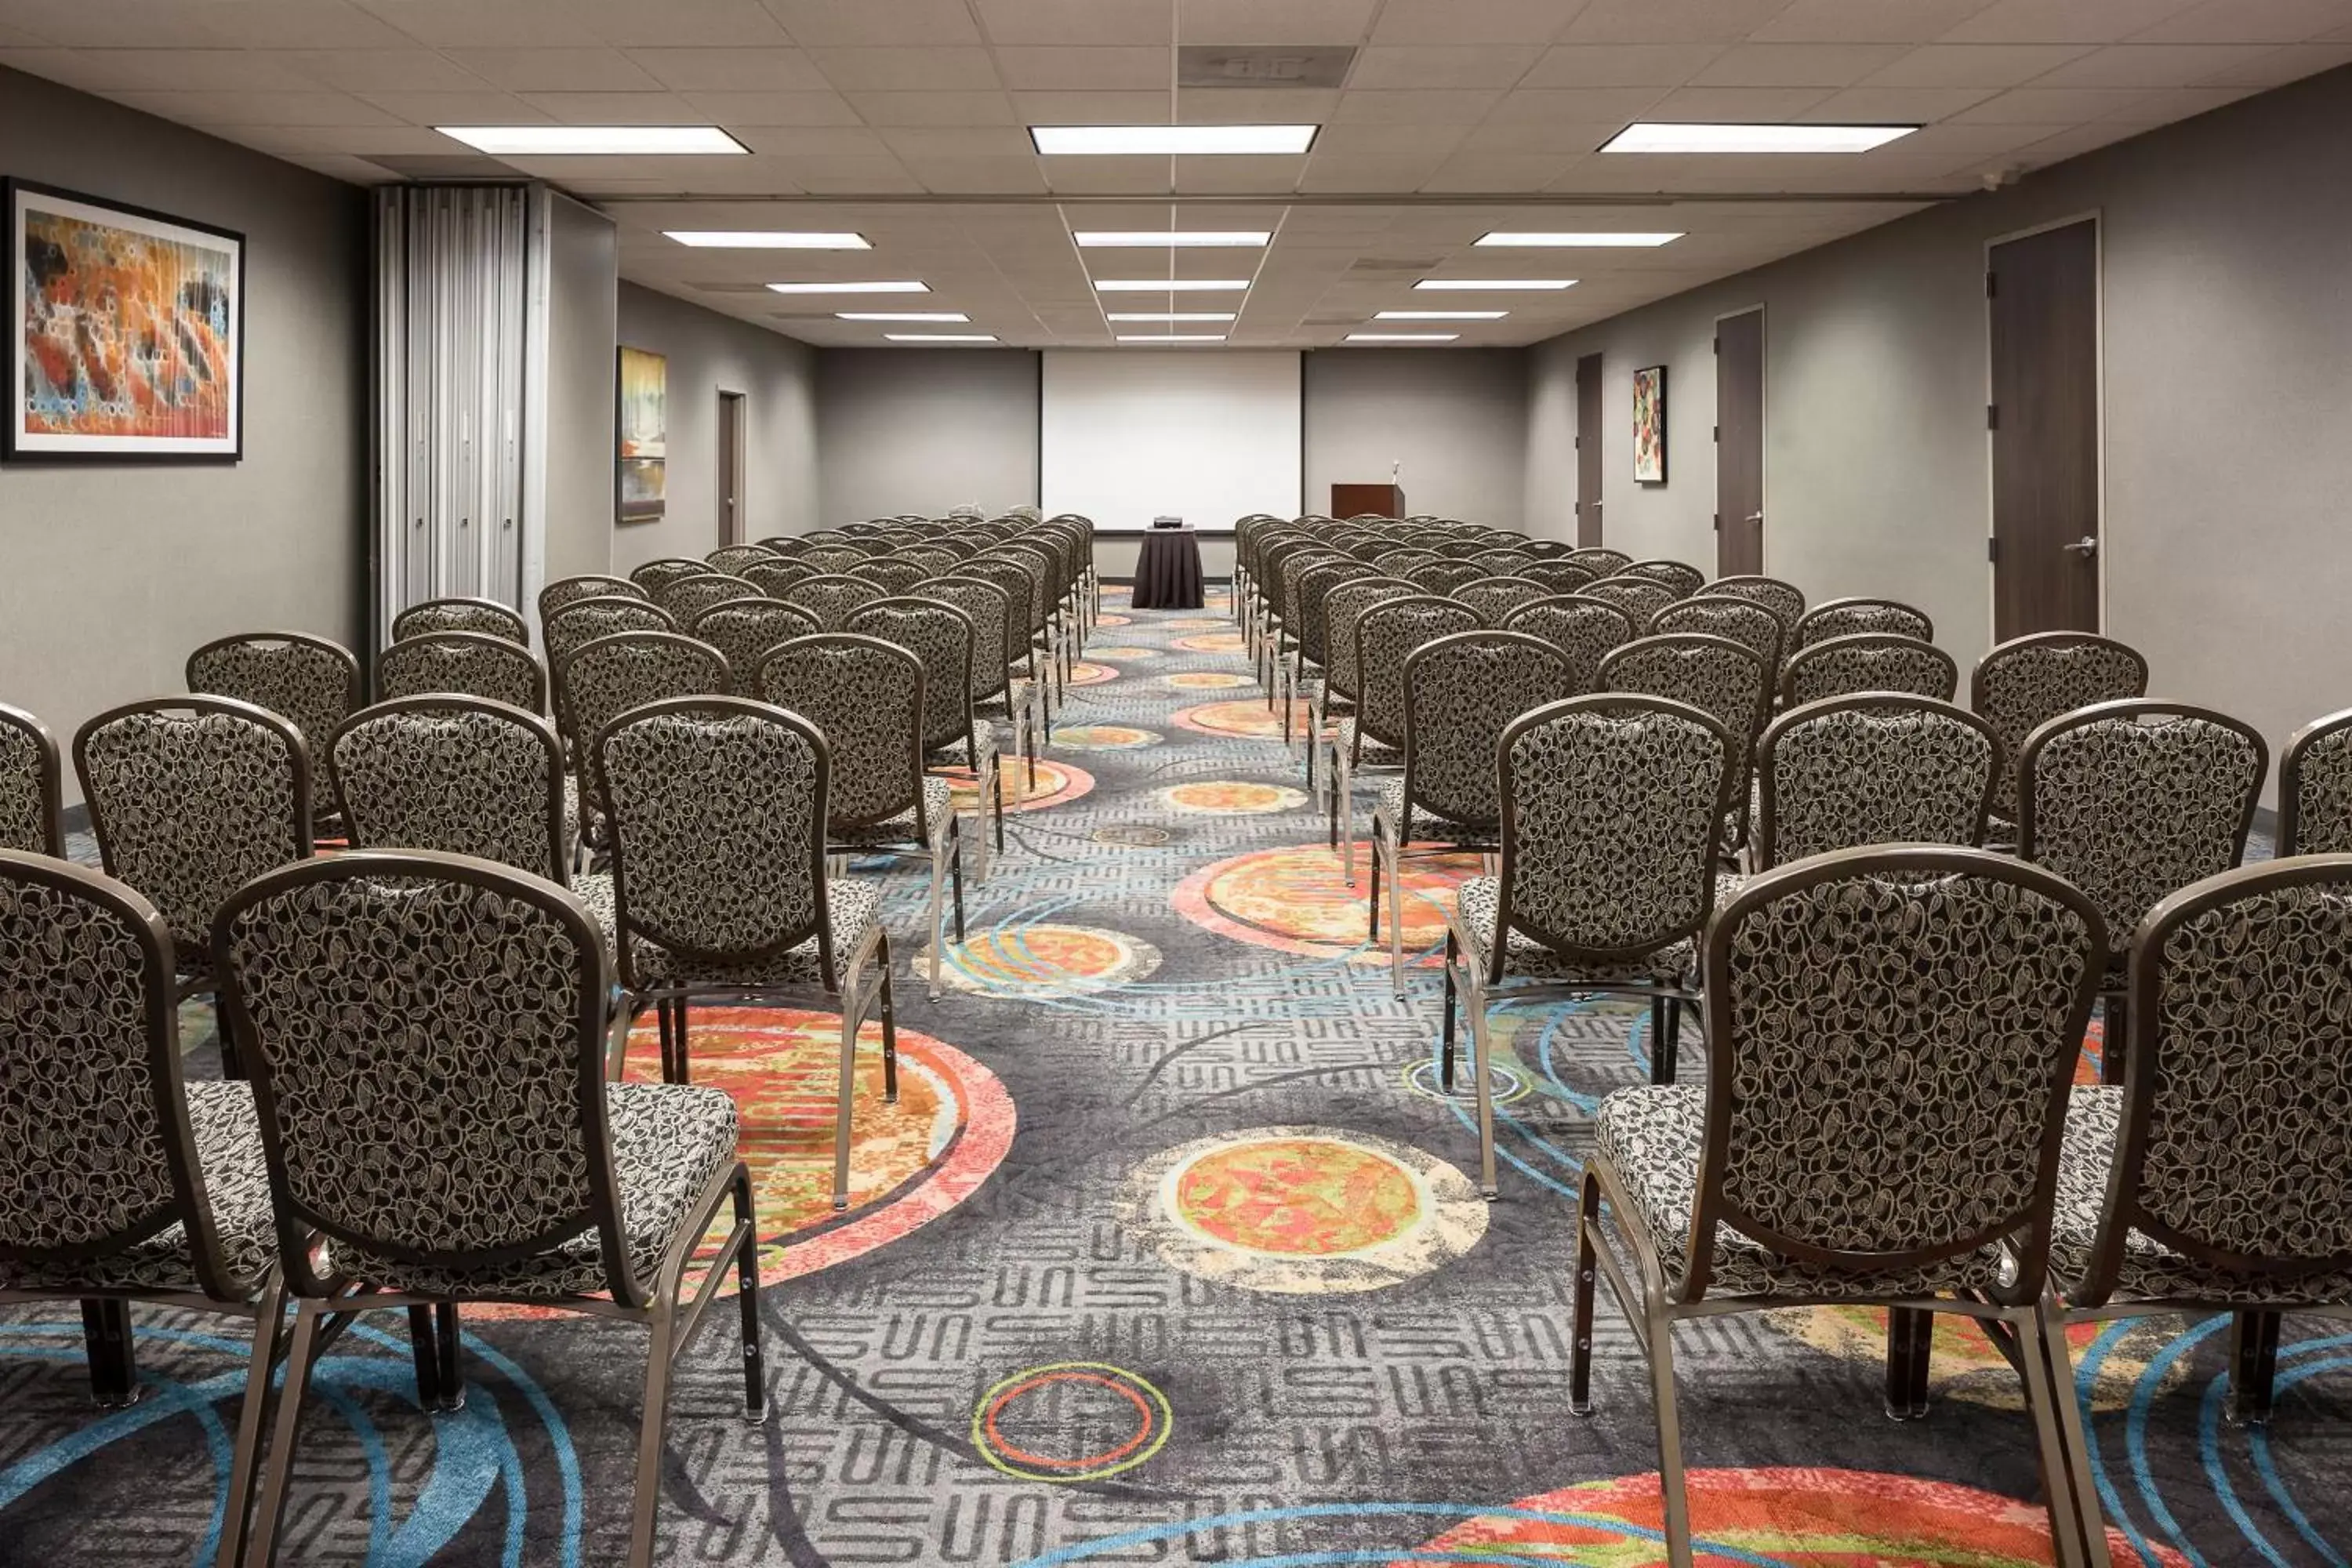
1177 45 1356 90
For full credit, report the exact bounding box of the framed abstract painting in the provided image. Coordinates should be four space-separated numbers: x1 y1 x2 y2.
616 344 667 522
1632 365 1666 485
7 180 244 461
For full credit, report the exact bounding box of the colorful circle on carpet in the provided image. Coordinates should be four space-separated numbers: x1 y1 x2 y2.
1157 780 1308 815
1171 840 1482 966
1116 1125 1486 1294
931 923 1162 998
1392 1468 2186 1566
1158 617 1227 630
1093 613 1132 627
971 1363 1172 1483
1052 724 1163 750
1172 699 1309 740
1084 644 1160 660
1094 824 1172 847
944 757 1093 815
1066 661 1119 686
1173 630 1247 653
1401 1053 1532 1108
1768 1304 2183 1413
1165 670 1252 691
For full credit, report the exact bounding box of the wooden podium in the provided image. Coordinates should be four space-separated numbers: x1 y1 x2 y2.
1331 482 1405 519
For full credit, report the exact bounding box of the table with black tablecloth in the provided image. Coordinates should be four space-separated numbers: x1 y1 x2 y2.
1129 528 1205 610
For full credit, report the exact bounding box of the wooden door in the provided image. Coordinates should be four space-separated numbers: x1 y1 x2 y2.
1989 220 2100 637
717 390 746 545
1574 353 1603 546
1715 309 1765 577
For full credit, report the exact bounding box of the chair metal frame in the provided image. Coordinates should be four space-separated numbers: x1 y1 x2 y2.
0 701 67 856
2279 706 2352 856
389 595 530 648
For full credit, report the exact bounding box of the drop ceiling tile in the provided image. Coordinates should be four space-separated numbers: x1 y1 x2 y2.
808 47 1000 91
2192 39 2352 84
445 47 665 92
276 48 493 92
1521 42 1730 85
31 46 321 89
1010 89 1171 119
1690 42 1916 85
1166 0 1380 45
350 0 586 48
280 151 404 183
1560 0 1801 44
627 47 832 92
1369 0 1591 45
2095 82 2259 119
2132 0 2352 42
1484 86 1671 121
517 91 713 123
877 125 1036 157
1858 42 2096 85
678 89 864 123
1174 88 1342 122
1949 84 2158 119
1312 119 1473 154
1938 0 2206 45
554 0 790 47
354 88 555 122
1040 154 1174 193
993 46 1169 90
768 153 924 190
1331 88 1505 122
187 1 416 48
109 87 404 125
729 125 894 154
2031 41 2281 85
1642 84 1838 117
845 89 1020 124
1457 118 1621 151
1172 154 1311 191
1748 0 2000 42
1419 151 1579 189
0 0 216 46
974 0 1171 45
1348 45 1545 90
764 0 984 47
1798 84 2002 119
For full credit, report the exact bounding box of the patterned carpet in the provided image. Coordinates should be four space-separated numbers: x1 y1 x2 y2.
4 594 2344 1566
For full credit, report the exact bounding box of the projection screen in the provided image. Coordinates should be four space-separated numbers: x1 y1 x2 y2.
1040 350 1301 532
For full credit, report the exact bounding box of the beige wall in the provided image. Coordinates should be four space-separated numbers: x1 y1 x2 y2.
539 194 620 589
816 348 1041 528
1305 348 1528 528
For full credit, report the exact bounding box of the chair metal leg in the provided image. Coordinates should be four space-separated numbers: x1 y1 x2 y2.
1440 931 1459 1093
1387 829 1408 1000
434 1301 463 1412
405 1304 440 1409
949 823 967 943
991 754 1006 857
213 1276 286 1568
244 1296 325 1566
926 833 949 1002
2098 996 2126 1085
1885 1306 1933 1421
1570 1171 1602 1414
2021 1302 2106 1568
2228 1309 2282 1425
626 1298 677 1568
1646 1301 1697 1568
671 996 691 1086
877 936 899 1104
1466 967 1499 1198
81 1298 140 1409
1367 831 1382 941
831 986 859 1210
732 1167 768 1424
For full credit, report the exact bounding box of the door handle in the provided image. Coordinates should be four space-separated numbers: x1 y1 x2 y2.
2062 535 2099 557
1744 512 1763 524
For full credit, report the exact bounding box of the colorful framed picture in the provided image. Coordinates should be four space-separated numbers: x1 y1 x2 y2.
1632 365 1666 485
7 180 244 461
616 344 667 523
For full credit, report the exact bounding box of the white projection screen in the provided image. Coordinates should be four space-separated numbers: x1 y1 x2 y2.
1040 350 1301 533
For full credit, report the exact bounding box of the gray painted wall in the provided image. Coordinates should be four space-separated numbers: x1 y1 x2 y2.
1305 349 1528 528
541 194 620 589
0 67 367 801
612 282 819 575
1526 66 2352 793
815 348 1040 528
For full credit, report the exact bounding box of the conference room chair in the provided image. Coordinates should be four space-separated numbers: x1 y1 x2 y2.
1311 576 1416 802
957 557 1058 733
1753 695 1998 870
543 595 679 669
1780 632 1958 707
852 557 930 596
1454 575 1552 628
780 572 887 633
849 597 1000 873
1566 546 1632 576
541 575 650 624
210 849 762 1568
0 702 65 856
1501 594 1639 691
1370 630 1579 996
2279 707 2352 855
1648 593 1786 677
1468 548 1537 577
74 696 313 1020
735 558 811 597
760 634 965 1000
377 630 550 714
1249 534 1322 677
1281 555 1369 755
706 543 778 575
1708 573 1806 624
0 850 285 1568
1580 575 1680 624
2042 855 2352 1464
1518 558 1599 595
895 544 963 579
390 595 530 647
691 599 820 697
1573 845 2107 1568
1429 540 1487 562
839 520 891 536
630 557 713 594
800 545 869 575
1972 631 2151 830
1520 539 1573 560
757 535 813 559
186 631 360 833
976 548 1069 710
919 575 1043 795
1255 541 1331 697
1443 695 1733 1194
652 572 759 626
1789 595 1934 658
1406 559 1486 598
1334 594 1478 879
2020 699 2265 1083
558 631 732 865
1599 633 1772 853
1617 559 1708 599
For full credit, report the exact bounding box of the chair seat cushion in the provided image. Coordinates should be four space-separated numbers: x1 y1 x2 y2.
1371 778 1495 841
1455 876 1692 985
0 1080 274 1298
629 878 883 990
1334 717 1402 769
927 722 996 769
1593 1084 2010 1300
328 1083 737 1301
832 776 956 848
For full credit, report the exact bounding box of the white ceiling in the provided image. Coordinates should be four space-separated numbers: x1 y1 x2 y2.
6 0 2349 347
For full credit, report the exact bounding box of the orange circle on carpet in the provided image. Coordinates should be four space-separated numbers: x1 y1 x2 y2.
1157 780 1307 815
1171 840 1482 966
1164 670 1251 690
1172 699 1309 740
1066 661 1119 686
1174 1137 1421 1254
942 757 1094 815
1173 631 1247 653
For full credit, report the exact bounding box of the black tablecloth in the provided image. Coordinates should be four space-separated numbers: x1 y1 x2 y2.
1129 528 1205 610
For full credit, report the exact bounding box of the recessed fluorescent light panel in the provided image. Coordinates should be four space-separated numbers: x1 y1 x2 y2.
1105 312 1237 323
1092 278 1251 292
767 280 926 294
1073 231 1270 248
1374 310 1506 321
836 311 969 322
669 231 869 249
1601 122 1915 154
1346 332 1457 343
1117 334 1226 343
1033 124 1317 155
885 333 997 343
1413 278 1577 292
1475 231 1682 247
440 125 747 155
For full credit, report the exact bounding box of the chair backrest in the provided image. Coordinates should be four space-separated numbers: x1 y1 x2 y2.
2071 855 2352 1305
1466 549 1536 576
781 572 888 632
0 851 255 1298
1781 633 1956 708
1705 574 1806 623
74 698 312 964
848 597 977 757
1565 547 1631 576
599 697 833 982
653 572 760 625
1494 695 1734 964
377 630 547 713
1294 558 1371 667
212 851 646 1303
1518 558 1597 595
1400 630 1580 830
1322 577 1416 703
800 545 869 575
629 557 711 593
1649 593 1784 673
1454 575 1551 628
852 558 931 596
1791 596 1933 653
2020 700 2266 960
557 631 732 808
329 697 568 881
1429 540 1485 562
739 559 814 597
1579 575 1679 623
1755 695 1998 869
0 703 65 857
1598 633 1771 789
1971 631 2149 820
1353 595 1480 751
691 599 820 697
2280 707 2352 856
1501 594 1637 691
538 575 645 622
186 631 361 760
543 596 677 669
391 596 530 648
760 634 927 834
1686 848 2104 1301
958 558 1045 655
918 576 1017 701
1617 559 1706 598
1406 560 1486 597
706 543 776 575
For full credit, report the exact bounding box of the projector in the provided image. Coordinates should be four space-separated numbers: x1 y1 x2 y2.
1151 515 1185 529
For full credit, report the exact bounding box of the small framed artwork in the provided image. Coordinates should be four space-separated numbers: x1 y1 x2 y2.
7 179 245 461
616 343 668 523
1632 365 1667 485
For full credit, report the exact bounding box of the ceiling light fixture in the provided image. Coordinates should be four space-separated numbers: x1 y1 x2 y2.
766 280 927 293
1074 231 1270 248
884 333 998 343
1475 231 1682 247
668 231 869 249
1117 334 1227 343
1413 278 1577 292
1105 311 1237 323
836 311 969 322
1346 332 1458 343
440 125 747 155
1600 122 1915 154
1033 124 1317 156
1092 278 1252 292
1374 310 1506 321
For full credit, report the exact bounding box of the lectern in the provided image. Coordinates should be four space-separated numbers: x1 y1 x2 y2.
1331 483 1405 519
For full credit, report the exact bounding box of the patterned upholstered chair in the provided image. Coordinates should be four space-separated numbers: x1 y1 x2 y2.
1707 574 1805 625
0 851 285 1566
1649 593 1784 676
1501 595 1638 691
800 548 870 578
1454 575 1552 629
849 597 1000 869
779 572 886 633
1334 596 1479 879
1599 633 1771 851
920 575 1043 792
1972 631 2149 829
1565 546 1632 576
1617 559 1707 599
1313 577 1417 820
376 630 547 711
740 558 815 597
1572 847 2107 1568
852 558 929 597
1755 695 1997 869
2045 855 2352 1441
1370 631 1579 996
1468 549 1537 576
211 850 764 1568
628 557 712 594
0 702 65 856
652 572 759 626
543 596 678 670
1519 558 1599 596
961 556 1058 734
896 545 962 579
1790 596 1933 659
558 633 732 849
1443 695 1733 1192
1781 633 1956 707
2020 699 2265 1083
186 632 358 833
1262 544 1342 706
1406 559 1486 597
2280 707 2352 855
1430 539 1486 561
1284 557 1374 760
539 574 646 622
390 596 529 647
1580 575 1679 624
989 541 1073 685
706 542 778 575
761 634 965 1000
691 599 820 698
74 698 312 1008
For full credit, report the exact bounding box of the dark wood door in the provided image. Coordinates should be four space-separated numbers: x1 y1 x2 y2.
1574 352 1603 545
1990 220 2100 637
1715 309 1765 577
717 390 745 545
